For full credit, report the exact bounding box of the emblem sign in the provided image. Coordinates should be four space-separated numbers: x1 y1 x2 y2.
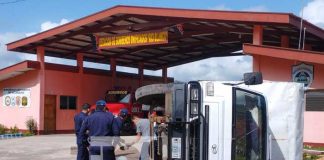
2 88 31 108
292 63 314 88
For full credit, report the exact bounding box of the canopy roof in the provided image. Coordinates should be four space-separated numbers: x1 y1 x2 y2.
7 5 324 70
0 61 40 82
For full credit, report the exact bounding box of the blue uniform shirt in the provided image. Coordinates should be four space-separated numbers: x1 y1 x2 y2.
74 112 88 145
115 116 124 130
80 110 120 141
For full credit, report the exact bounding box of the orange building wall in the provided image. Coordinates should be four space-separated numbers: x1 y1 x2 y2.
45 70 81 131
45 70 166 131
254 55 324 144
0 70 41 130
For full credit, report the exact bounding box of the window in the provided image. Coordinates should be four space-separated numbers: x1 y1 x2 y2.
119 94 131 103
232 89 266 160
60 96 77 110
105 91 129 103
306 91 324 111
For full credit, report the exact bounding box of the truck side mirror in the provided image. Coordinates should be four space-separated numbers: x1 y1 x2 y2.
244 72 263 85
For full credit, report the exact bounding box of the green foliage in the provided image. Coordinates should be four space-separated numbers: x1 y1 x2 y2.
305 145 324 151
25 117 37 135
23 131 34 137
304 145 324 160
8 125 19 134
303 153 320 160
0 124 7 134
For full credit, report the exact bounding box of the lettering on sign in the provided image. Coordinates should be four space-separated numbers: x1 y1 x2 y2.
98 30 168 49
107 90 128 95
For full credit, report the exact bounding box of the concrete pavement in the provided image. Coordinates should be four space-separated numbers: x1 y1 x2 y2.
0 134 141 160
0 134 76 160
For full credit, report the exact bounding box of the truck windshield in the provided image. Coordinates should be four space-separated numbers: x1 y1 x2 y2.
105 92 130 103
119 94 131 103
232 89 266 160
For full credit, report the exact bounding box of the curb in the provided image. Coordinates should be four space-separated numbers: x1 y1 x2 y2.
304 149 324 155
0 133 23 139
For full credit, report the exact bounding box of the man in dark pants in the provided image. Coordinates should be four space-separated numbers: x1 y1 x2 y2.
74 103 91 160
80 100 120 160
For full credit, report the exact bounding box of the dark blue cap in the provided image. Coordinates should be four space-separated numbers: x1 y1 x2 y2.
82 103 91 110
120 108 128 115
96 100 106 106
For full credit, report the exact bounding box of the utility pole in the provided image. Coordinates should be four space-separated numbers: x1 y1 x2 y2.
298 0 305 50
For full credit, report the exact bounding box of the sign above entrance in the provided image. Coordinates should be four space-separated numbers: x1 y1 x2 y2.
292 63 314 88
98 30 168 49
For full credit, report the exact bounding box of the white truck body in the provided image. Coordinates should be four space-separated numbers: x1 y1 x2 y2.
240 82 304 160
198 81 304 160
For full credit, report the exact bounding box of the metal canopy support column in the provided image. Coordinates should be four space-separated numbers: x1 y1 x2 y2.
138 62 144 87
162 65 168 83
77 53 84 112
37 46 45 134
253 25 263 45
77 53 84 74
252 25 263 72
110 57 117 89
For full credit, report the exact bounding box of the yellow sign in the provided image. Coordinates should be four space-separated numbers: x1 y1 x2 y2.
107 90 128 95
98 30 168 48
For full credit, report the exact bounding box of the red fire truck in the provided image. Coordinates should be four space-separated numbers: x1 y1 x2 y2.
90 89 142 116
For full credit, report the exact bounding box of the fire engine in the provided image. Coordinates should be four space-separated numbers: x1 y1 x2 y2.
90 89 142 116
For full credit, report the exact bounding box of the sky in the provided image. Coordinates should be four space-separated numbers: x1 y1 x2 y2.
0 0 323 81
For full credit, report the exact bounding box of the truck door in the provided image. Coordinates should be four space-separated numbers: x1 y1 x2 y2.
206 100 225 160
232 88 267 160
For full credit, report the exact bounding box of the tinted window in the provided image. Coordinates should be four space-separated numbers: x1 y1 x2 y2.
232 89 266 160
60 96 68 109
60 96 77 110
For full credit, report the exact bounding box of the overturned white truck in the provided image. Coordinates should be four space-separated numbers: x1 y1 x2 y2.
135 73 304 160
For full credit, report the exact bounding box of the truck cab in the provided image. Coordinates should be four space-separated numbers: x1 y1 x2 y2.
135 73 304 160
91 90 142 116
106 90 141 115
104 90 141 135
89 90 142 135
168 81 267 160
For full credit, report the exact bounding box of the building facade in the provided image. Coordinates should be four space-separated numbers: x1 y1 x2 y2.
0 60 170 134
1 5 324 145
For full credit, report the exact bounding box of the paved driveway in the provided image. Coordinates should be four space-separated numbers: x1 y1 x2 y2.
0 134 140 160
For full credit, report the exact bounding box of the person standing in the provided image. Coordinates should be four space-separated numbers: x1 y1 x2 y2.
80 100 120 160
115 108 128 131
74 103 91 160
115 108 129 150
127 115 150 160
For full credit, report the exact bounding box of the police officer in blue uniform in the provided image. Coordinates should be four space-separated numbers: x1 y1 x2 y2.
80 100 120 160
74 103 91 160
115 109 129 150
115 108 128 130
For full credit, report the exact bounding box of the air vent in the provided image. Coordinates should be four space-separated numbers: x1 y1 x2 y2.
306 91 324 111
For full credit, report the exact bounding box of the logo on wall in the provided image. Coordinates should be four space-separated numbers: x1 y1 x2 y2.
5 96 11 106
2 88 31 108
292 63 314 88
